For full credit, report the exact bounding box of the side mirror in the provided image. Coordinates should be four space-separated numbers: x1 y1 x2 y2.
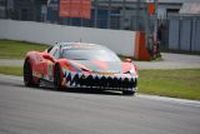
124 58 132 63
46 46 53 53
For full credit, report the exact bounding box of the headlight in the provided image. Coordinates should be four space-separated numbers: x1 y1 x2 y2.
129 68 135 74
124 65 138 77
125 68 136 75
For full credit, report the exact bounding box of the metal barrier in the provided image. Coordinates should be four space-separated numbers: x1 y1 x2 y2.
166 15 200 53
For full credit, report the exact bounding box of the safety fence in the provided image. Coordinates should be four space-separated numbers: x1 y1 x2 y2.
161 15 200 53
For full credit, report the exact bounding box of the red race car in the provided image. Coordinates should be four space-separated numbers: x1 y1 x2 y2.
23 42 138 95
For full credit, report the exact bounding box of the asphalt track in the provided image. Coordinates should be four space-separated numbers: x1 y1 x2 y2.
0 74 200 134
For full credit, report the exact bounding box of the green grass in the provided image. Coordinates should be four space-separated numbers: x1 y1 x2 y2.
0 65 199 100
138 69 200 100
0 40 49 59
0 66 22 76
0 39 199 100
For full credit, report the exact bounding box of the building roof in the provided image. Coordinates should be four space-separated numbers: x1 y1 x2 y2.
179 2 200 14
97 0 200 4
158 0 200 3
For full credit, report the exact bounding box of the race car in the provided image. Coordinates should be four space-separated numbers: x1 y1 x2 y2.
23 42 138 95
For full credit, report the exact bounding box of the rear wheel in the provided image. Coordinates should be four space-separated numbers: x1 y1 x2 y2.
54 64 64 90
23 60 34 87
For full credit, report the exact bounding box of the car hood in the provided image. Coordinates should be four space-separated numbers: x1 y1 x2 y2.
69 60 123 74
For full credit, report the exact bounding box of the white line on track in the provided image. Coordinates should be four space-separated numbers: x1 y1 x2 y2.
137 94 200 108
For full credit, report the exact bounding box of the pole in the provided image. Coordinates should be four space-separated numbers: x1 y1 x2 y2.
107 0 111 29
136 0 141 31
143 0 149 49
122 0 126 29
57 0 60 24
94 0 98 28
154 0 158 43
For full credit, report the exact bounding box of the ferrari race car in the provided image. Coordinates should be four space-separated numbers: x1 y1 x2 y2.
23 42 138 95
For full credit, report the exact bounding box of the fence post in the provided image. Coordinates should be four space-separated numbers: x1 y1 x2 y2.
94 0 98 28
107 0 112 29
121 0 126 29
189 18 193 52
178 16 182 50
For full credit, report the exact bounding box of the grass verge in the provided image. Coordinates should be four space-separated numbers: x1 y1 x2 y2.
0 66 199 100
0 40 49 59
0 66 22 76
138 69 200 100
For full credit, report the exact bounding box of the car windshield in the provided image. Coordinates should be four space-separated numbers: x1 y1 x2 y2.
61 45 121 62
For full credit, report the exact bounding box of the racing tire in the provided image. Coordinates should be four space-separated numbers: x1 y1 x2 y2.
123 90 135 96
54 64 64 90
23 60 35 87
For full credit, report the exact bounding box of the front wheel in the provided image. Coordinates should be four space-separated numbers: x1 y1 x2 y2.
23 60 34 87
54 64 64 90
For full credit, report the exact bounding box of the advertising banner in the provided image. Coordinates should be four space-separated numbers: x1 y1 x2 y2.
59 0 91 19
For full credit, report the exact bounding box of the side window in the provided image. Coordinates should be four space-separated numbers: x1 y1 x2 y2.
49 47 55 56
47 46 53 53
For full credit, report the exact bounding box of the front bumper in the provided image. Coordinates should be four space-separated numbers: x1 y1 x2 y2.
63 71 137 91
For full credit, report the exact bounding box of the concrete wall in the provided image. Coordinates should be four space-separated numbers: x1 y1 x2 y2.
0 19 136 56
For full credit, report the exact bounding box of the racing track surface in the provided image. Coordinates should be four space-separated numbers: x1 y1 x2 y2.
0 74 200 134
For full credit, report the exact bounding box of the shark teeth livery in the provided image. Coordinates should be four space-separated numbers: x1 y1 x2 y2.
23 42 138 95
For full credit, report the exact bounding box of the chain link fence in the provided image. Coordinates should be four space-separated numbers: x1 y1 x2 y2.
0 0 153 31
0 0 163 55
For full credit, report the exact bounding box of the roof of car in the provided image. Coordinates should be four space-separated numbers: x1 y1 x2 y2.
57 42 104 50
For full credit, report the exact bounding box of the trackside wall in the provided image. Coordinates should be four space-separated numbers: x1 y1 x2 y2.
0 19 136 56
